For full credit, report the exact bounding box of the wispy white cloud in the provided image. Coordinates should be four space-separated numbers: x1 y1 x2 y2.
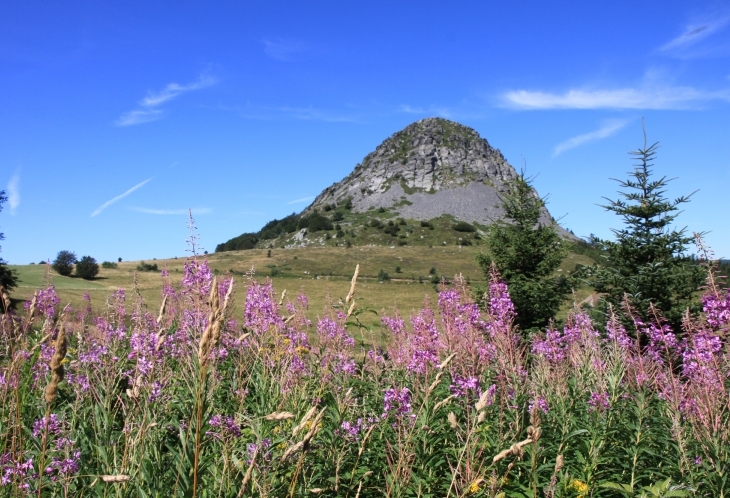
115 74 217 127
262 39 307 61
7 172 20 215
91 178 152 217
501 85 730 110
140 75 217 107
553 120 629 156
286 196 314 205
115 109 163 126
659 15 730 53
130 207 211 215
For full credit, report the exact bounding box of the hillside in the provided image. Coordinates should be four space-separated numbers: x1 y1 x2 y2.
216 117 574 253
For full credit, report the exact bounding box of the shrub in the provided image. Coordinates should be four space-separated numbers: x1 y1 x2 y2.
75 256 99 280
395 266 402 273
398 240 407 246
429 267 437 275
136 261 158 272
378 207 386 213
378 269 390 281
452 221 476 232
332 212 344 222
101 261 118 269
52 250 77 276
343 198 353 209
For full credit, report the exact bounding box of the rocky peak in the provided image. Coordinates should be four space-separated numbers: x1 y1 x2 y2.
309 118 518 213
304 117 564 232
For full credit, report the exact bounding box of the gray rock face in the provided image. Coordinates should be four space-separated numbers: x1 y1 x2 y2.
306 117 559 228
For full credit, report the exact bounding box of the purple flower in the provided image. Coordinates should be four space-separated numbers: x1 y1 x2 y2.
450 374 480 398
33 414 61 438
587 391 610 412
383 387 412 419
36 286 61 318
528 396 549 414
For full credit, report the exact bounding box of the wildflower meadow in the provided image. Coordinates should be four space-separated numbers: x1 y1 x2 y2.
1 234 729 497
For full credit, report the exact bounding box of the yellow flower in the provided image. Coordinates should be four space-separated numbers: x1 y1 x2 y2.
568 478 588 497
467 478 485 494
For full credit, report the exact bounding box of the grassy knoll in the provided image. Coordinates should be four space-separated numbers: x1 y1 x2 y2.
9 246 596 329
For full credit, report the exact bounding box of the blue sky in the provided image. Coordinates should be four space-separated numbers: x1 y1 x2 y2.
1 0 729 264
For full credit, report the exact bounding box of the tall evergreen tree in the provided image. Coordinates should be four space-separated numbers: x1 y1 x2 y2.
477 173 572 332
589 130 704 328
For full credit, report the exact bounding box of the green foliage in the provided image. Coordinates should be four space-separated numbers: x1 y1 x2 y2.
477 174 571 331
52 250 77 277
331 211 344 222
588 135 704 328
429 266 437 275
302 212 333 232
136 261 159 272
75 255 99 280
101 261 118 269
0 190 18 292
452 221 476 232
395 265 402 273
378 269 390 281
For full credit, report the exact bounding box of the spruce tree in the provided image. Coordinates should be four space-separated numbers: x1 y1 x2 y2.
477 173 571 332
590 130 703 328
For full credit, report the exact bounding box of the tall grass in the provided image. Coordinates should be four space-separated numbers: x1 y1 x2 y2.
0 234 728 497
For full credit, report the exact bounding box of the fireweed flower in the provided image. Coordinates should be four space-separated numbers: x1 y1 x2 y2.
207 414 242 440
702 288 730 329
587 391 610 412
36 286 60 319
528 397 549 414
450 374 480 398
317 317 356 376
181 259 213 297
0 454 34 488
382 387 412 419
32 414 62 437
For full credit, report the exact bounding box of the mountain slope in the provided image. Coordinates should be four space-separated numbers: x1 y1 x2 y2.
217 117 570 252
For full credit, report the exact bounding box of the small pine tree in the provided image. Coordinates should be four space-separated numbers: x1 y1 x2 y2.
589 130 703 328
75 256 99 280
477 173 571 332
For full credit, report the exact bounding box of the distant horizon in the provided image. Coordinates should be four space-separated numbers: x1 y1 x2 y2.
1 1 728 263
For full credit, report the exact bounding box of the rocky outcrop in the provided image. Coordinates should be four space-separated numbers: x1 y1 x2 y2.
306 117 558 228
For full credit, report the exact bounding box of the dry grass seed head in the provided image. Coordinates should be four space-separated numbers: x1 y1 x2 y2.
264 411 296 421
44 322 68 403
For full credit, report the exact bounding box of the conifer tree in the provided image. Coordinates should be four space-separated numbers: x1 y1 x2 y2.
590 129 703 328
477 173 571 332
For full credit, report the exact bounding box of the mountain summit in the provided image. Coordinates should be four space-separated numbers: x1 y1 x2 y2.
306 117 547 226
216 118 568 252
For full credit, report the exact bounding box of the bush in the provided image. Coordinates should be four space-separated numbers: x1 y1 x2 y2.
378 269 390 281
331 212 344 222
75 256 99 280
136 261 158 272
429 267 437 275
52 250 77 276
101 261 118 269
452 221 476 232
395 266 402 273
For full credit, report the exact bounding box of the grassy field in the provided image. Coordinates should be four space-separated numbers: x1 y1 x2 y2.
9 245 596 328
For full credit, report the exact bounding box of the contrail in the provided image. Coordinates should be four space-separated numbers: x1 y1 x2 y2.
91 178 153 217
